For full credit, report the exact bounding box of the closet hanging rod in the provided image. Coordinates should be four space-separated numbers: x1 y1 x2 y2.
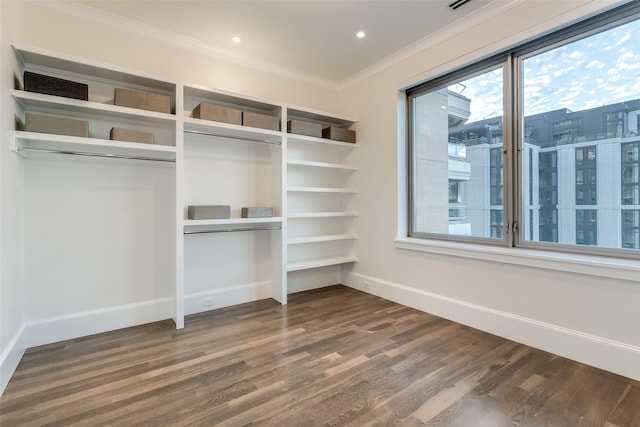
184 129 281 145
184 225 281 235
16 147 176 163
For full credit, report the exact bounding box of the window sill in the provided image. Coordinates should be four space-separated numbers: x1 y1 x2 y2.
394 237 640 283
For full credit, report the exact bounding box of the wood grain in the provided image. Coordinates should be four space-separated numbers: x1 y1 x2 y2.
1 285 638 426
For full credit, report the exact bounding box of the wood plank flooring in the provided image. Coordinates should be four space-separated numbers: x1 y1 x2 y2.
1 285 639 426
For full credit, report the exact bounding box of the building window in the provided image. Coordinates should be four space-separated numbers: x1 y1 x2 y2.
407 2 640 257
622 210 640 249
538 151 557 243
622 142 639 205
490 210 503 239
606 112 624 138
576 209 597 246
490 147 503 206
576 146 597 205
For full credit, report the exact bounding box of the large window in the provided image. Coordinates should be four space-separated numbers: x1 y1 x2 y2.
407 2 640 258
410 68 504 239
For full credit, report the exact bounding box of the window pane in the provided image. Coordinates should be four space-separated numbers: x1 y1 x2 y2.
521 17 640 250
411 68 504 239
622 210 640 248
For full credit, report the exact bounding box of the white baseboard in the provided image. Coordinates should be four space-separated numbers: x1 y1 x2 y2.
0 325 27 396
344 272 640 381
24 297 174 349
184 281 272 316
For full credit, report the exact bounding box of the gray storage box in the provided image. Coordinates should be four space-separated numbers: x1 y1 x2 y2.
25 112 89 137
241 207 274 218
322 126 356 143
243 111 280 131
114 88 171 114
110 127 154 144
193 103 242 125
287 120 322 138
187 205 231 220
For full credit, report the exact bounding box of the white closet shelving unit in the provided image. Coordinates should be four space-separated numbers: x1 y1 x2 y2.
12 44 358 331
285 109 360 274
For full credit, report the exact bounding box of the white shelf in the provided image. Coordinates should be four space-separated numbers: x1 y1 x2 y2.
184 217 283 234
288 234 359 245
287 256 359 272
12 90 176 124
288 211 359 218
14 44 176 93
287 134 359 148
12 130 177 161
287 186 358 193
286 106 356 128
287 159 358 171
184 117 282 145
184 217 282 227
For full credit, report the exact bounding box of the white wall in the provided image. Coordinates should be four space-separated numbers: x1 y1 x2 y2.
340 0 640 380
0 0 26 395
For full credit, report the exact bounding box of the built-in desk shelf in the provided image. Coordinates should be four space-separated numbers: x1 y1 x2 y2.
184 217 283 234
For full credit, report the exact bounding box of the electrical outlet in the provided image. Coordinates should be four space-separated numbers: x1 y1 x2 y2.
363 281 371 291
201 297 214 307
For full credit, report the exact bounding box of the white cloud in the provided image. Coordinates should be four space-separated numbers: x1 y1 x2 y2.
585 60 604 69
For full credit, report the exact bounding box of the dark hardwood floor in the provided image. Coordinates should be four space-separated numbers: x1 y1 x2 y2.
1 285 639 426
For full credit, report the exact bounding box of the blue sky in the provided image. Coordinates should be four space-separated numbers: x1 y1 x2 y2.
457 18 640 123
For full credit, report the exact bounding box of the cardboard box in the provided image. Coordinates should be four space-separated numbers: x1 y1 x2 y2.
287 120 322 138
110 127 154 144
25 112 89 137
241 207 273 218
24 71 88 101
193 103 242 125
322 126 356 143
187 205 231 220
114 88 171 114
243 111 280 131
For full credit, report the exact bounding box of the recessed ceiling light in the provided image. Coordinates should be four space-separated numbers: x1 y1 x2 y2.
232 36 241 43
356 31 365 39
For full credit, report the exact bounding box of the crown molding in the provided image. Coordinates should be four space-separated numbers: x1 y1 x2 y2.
340 0 625 90
27 0 340 90
337 0 524 89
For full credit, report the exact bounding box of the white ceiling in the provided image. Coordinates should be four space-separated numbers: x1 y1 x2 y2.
71 0 501 85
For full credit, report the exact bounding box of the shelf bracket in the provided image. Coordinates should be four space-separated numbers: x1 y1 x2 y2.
11 131 28 158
